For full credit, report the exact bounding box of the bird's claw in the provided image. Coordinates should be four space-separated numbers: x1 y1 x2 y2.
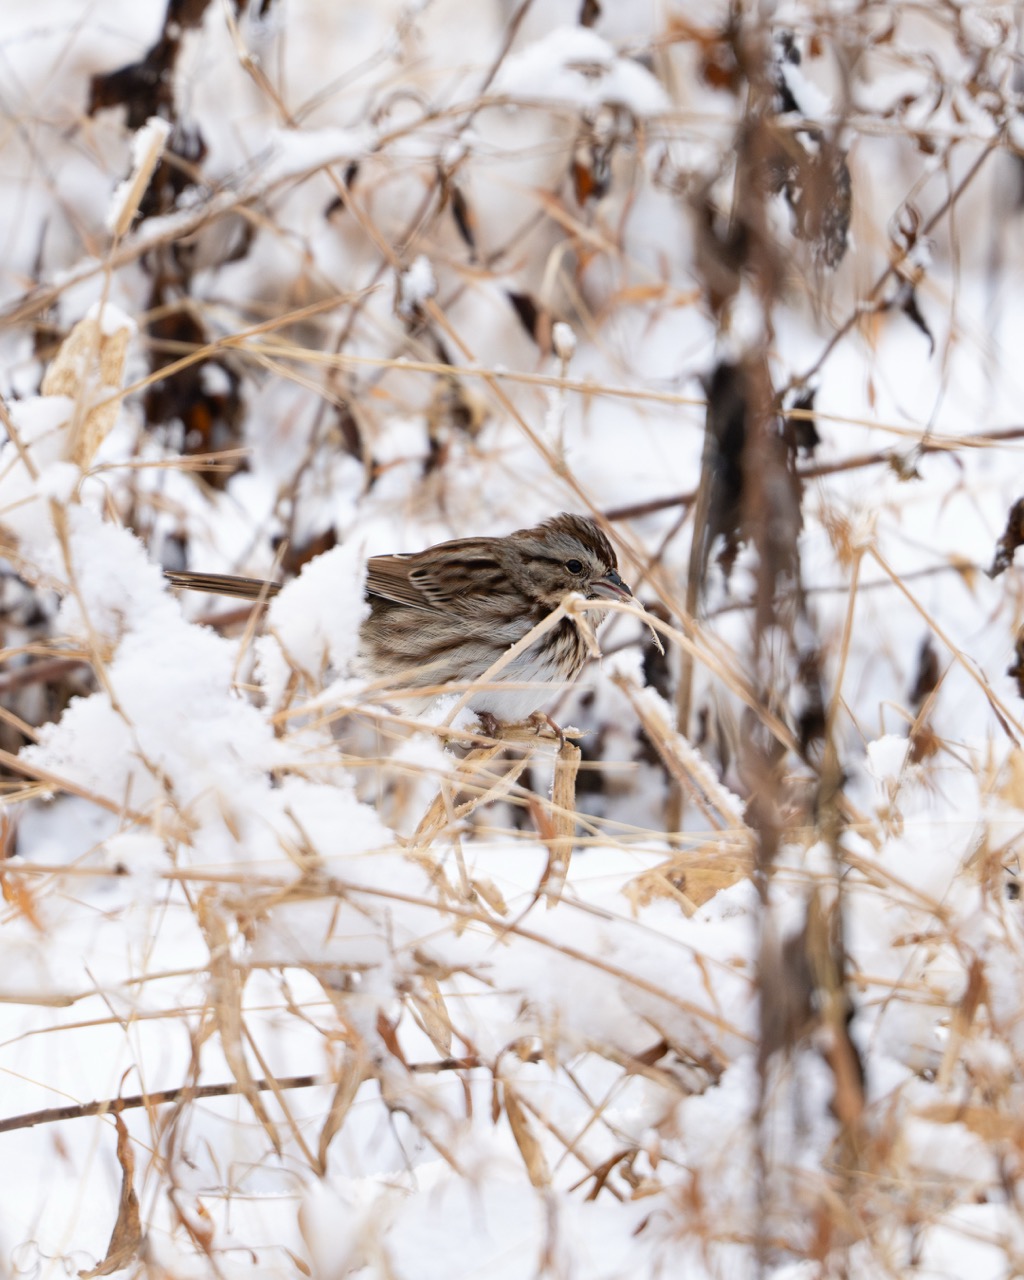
527 711 566 747
474 711 502 743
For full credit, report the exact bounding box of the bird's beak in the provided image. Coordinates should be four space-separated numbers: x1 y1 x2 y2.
589 569 633 601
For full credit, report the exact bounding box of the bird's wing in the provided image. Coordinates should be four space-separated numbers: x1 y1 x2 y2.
365 544 504 615
364 555 441 611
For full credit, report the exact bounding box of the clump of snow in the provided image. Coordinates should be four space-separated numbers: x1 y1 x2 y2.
85 299 136 337
263 124 371 183
778 57 833 122
5 393 74 450
397 254 437 315
0 397 78 546
552 320 576 362
865 733 910 784
494 27 669 115
23 547 287 825
268 540 368 677
48 505 171 642
200 361 232 395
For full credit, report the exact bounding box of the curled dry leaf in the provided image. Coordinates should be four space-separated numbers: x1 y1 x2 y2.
893 281 935 352
317 1052 365 1174
506 290 548 347
908 637 940 709
409 976 454 1057
625 845 753 914
77 1113 141 1278
987 496 1024 578
41 310 131 468
1008 627 1024 700
427 375 489 443
783 386 821 455
448 181 477 252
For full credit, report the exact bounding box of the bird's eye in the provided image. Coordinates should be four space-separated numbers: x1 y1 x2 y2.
565 558 584 575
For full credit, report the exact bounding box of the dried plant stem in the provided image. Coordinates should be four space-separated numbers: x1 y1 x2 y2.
411 739 535 849
543 738 582 905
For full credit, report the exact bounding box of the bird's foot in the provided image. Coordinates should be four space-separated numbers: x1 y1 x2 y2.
468 712 580 750
474 711 503 743
527 711 566 747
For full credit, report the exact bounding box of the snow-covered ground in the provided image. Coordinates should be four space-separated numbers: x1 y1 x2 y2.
3 2 1024 1276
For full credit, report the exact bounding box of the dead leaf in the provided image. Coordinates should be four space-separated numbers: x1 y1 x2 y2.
998 748 1024 807
409 977 454 1057
1008 628 1024 699
78 1113 142 1277
507 290 547 346
579 0 601 28
0 864 45 931
317 1052 365 1174
41 311 130 467
503 1082 551 1188
908 637 940 709
472 876 508 915
197 893 281 1153
987 496 1024 578
915 1102 1016 1144
609 282 698 308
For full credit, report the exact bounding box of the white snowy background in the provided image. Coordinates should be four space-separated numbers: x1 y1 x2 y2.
3 1 1024 1277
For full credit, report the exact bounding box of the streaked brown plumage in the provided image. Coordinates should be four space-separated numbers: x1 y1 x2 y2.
166 513 631 720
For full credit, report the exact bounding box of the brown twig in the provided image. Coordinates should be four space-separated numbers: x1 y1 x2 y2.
0 1061 484 1135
